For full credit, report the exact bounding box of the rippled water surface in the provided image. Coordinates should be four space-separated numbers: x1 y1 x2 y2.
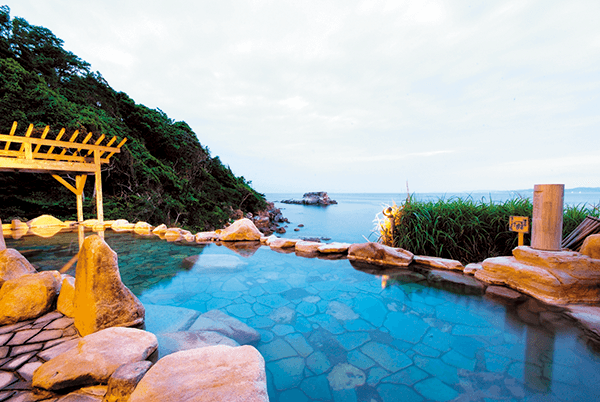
6 231 600 402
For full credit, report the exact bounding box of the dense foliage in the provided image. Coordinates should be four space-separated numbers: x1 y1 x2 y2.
0 6 266 230
385 196 599 264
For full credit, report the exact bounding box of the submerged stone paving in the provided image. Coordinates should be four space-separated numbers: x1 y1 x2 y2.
6 232 600 402
0 310 83 401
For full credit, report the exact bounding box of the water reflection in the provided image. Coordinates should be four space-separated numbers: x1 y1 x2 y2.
5 232 600 401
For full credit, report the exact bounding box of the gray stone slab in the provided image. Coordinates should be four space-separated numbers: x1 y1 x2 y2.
284 333 313 357
1 352 36 370
44 317 75 330
0 322 32 335
10 343 43 357
143 304 200 334
7 329 40 345
258 338 297 362
267 357 305 391
17 362 43 382
37 338 79 362
0 333 12 347
32 311 64 327
0 370 18 389
361 342 411 373
27 330 64 344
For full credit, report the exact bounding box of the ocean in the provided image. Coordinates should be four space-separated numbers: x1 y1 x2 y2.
266 190 600 244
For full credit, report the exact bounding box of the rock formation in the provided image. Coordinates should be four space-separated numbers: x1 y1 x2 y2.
0 271 61 325
73 235 145 336
476 246 600 304
281 192 338 206
128 345 268 402
0 248 37 287
348 242 414 267
32 327 157 391
216 218 263 241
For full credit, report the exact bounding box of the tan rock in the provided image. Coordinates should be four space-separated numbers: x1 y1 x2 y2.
133 222 152 235
164 228 182 242
128 345 268 402
184 233 195 242
269 238 300 249
464 263 483 275
111 220 135 232
217 218 263 241
414 255 464 271
151 224 167 234
196 231 219 242
73 235 145 336
580 234 600 260
57 275 76 318
260 235 277 245
295 241 322 253
476 246 600 304
11 219 29 231
82 219 101 228
348 242 414 268
0 248 37 287
103 360 153 402
318 242 351 254
27 215 64 228
0 271 61 325
33 327 157 391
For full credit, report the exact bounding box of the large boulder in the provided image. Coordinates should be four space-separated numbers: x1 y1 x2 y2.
348 242 414 267
32 327 157 391
414 255 464 271
27 214 64 227
73 235 145 336
0 271 61 325
157 331 240 356
0 248 37 287
103 360 153 402
476 246 600 304
128 345 268 402
216 218 263 241
580 234 600 259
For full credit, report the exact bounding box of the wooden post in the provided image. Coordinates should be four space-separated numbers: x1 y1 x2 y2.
75 174 86 223
531 184 564 251
94 150 104 224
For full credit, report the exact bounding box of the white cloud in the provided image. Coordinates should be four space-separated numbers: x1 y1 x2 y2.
8 0 600 193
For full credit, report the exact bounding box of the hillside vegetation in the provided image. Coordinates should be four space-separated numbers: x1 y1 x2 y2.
0 6 266 231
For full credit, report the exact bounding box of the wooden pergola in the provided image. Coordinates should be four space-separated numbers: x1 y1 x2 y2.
0 121 127 225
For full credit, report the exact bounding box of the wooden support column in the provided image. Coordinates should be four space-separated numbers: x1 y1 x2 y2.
75 175 87 223
94 150 104 224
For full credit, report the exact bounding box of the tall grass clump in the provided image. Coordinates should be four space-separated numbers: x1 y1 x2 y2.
385 195 600 265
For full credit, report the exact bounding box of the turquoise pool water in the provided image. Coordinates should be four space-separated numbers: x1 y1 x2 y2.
7 231 600 402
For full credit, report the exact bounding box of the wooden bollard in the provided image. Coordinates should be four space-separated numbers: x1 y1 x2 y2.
531 184 564 251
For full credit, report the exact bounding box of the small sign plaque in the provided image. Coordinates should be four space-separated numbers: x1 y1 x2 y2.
509 216 530 233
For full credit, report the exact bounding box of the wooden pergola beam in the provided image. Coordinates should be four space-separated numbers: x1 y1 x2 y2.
0 122 127 231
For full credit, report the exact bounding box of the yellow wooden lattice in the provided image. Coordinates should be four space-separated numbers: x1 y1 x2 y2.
0 121 127 225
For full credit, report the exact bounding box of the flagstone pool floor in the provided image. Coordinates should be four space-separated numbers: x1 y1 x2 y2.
8 232 600 402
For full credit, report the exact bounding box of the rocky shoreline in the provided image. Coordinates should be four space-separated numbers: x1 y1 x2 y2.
2 215 600 400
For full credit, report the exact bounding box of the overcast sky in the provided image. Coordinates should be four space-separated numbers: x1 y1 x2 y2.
8 1 600 194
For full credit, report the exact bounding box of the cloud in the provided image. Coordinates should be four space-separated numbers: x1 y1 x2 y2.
9 0 600 193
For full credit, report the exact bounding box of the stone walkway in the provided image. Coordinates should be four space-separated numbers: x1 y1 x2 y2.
0 311 87 402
